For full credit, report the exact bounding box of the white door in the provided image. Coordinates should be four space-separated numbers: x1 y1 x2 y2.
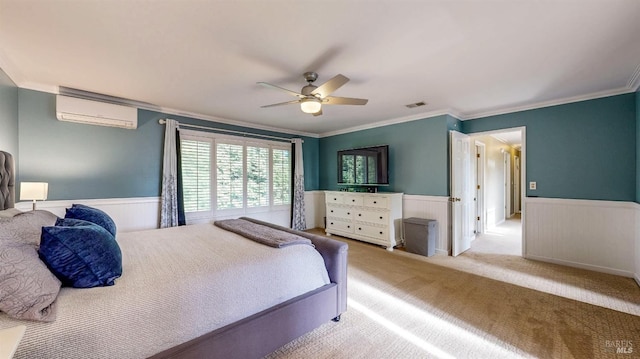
450 131 473 256
514 156 520 213
475 143 485 235
504 152 511 219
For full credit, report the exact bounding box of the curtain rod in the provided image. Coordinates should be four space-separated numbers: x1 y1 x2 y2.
158 119 300 143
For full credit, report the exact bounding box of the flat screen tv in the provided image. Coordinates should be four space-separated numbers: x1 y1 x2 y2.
337 145 389 186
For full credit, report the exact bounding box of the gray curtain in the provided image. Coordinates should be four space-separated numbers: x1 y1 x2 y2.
291 138 306 230
160 119 179 228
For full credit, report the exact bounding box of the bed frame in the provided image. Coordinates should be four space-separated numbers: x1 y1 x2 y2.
0 150 348 359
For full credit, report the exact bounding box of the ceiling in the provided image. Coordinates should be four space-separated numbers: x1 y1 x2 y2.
1 1 639 137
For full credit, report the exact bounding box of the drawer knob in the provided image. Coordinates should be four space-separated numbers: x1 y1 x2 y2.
380 231 383 235
358 227 362 230
331 210 334 213
358 214 361 217
352 199 355 202
330 222 334 225
380 216 383 219
333 198 337 201
347 212 350 215
347 225 351 228
373 201 377 204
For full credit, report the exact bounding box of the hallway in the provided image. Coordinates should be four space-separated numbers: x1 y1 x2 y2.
469 214 521 255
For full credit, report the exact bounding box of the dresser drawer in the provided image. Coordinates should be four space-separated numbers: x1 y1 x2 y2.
355 225 388 240
355 210 388 224
326 193 344 204
327 206 354 218
364 196 388 209
344 194 364 206
327 219 354 233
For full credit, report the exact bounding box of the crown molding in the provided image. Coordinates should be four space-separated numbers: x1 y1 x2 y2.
15 82 319 139
8 68 639 140
319 109 455 138
627 63 640 91
0 50 24 87
150 106 319 138
460 86 635 121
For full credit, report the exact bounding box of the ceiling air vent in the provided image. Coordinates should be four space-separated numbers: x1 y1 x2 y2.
405 101 427 109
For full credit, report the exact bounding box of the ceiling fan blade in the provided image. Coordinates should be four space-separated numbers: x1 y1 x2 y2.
257 82 303 98
260 100 300 108
311 74 349 98
324 96 368 105
312 109 323 116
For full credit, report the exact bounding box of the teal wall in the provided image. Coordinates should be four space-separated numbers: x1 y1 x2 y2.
463 93 636 202
17 89 319 201
9 86 639 203
637 90 640 203
319 115 453 196
0 68 18 157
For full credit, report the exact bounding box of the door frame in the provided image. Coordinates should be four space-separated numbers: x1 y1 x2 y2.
474 141 486 235
464 126 526 257
504 150 512 219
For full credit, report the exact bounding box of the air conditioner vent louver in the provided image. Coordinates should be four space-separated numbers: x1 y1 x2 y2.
56 95 138 129
405 101 427 109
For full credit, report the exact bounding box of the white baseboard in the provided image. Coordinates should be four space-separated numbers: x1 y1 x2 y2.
526 254 634 278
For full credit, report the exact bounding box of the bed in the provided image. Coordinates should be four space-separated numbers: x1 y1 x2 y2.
0 150 348 358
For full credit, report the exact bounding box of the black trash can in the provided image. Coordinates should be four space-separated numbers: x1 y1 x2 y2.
403 218 438 257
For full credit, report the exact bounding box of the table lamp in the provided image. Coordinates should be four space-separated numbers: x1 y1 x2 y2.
20 182 48 210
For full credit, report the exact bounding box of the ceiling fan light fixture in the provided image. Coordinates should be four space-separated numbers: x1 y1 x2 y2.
300 97 322 114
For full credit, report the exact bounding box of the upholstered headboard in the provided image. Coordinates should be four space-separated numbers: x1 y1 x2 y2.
0 151 15 210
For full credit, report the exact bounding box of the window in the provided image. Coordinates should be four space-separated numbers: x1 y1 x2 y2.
180 139 211 212
180 131 291 218
216 142 243 210
246 145 269 208
272 148 290 205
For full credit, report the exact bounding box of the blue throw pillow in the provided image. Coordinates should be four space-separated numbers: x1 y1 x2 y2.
39 222 122 288
55 217 94 227
65 204 117 237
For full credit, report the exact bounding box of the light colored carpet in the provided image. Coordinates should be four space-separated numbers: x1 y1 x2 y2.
266 224 640 359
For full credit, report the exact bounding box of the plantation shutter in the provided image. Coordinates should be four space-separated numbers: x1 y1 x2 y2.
272 148 291 206
180 139 211 212
216 142 244 210
246 145 269 207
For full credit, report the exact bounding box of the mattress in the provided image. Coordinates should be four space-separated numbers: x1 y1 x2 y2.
0 223 330 359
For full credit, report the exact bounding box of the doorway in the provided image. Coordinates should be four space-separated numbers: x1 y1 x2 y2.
469 128 524 256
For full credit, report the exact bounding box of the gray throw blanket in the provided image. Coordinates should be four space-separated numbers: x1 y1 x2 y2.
214 218 313 248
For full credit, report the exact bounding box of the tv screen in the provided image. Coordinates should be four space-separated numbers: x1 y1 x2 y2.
337 145 389 185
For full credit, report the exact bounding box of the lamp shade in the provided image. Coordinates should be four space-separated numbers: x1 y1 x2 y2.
20 182 49 201
300 97 322 114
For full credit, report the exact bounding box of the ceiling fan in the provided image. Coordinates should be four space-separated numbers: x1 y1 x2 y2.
257 72 368 116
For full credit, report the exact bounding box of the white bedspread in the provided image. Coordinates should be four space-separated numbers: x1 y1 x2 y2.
0 223 330 359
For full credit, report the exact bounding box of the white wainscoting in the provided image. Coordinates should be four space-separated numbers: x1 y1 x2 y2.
635 203 640 286
304 192 450 254
402 195 450 254
524 197 636 278
304 191 326 229
16 197 161 232
187 208 292 227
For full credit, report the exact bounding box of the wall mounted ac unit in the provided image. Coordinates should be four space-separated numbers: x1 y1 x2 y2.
56 95 138 129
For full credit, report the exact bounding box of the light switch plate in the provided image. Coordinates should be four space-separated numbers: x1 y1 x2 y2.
529 181 537 190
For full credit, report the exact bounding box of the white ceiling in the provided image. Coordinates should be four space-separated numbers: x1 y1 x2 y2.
1 0 639 137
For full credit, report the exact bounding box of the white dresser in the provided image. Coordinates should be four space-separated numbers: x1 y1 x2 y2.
324 191 403 251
